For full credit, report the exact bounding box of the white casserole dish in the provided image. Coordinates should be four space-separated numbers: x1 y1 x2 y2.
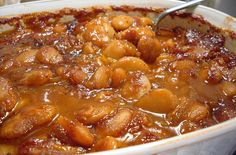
1 0 236 155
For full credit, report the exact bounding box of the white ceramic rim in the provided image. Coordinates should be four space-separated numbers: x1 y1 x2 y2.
1 0 236 31
1 0 236 155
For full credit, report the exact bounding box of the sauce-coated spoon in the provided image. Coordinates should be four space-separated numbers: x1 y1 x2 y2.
154 0 205 31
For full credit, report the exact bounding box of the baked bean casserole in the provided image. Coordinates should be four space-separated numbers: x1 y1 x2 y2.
0 6 236 154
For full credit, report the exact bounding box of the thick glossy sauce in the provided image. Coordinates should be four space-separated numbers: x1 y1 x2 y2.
0 7 236 154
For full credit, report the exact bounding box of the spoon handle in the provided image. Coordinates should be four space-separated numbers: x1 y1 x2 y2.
154 0 205 30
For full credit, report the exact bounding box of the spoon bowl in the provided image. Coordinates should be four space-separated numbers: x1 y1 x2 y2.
154 0 205 31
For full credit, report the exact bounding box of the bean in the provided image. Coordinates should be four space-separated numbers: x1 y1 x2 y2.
111 68 127 87
136 27 155 38
76 34 85 43
199 61 223 84
54 116 94 147
0 144 17 155
112 56 150 72
185 102 209 122
121 73 151 100
69 122 94 147
15 49 38 65
179 120 199 134
56 66 88 85
220 81 236 97
0 59 14 73
19 139 84 155
111 15 134 31
198 68 209 82
82 42 95 54
77 102 115 125
69 67 88 85
162 39 175 50
132 111 154 128
53 24 67 33
93 136 123 151
133 129 169 144
135 89 178 114
56 66 68 78
93 66 112 89
97 108 132 137
155 53 175 65
228 68 236 81
207 67 223 84
19 69 53 86
0 77 17 123
170 98 209 122
0 77 14 100
94 91 114 101
117 27 155 45
166 39 175 47
171 60 196 71
137 36 161 63
213 100 236 122
0 104 57 139
83 17 115 47
50 117 75 145
37 46 63 65
140 17 153 26
126 110 154 134
103 40 139 59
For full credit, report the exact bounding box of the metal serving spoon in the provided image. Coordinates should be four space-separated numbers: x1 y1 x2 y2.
154 0 205 31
